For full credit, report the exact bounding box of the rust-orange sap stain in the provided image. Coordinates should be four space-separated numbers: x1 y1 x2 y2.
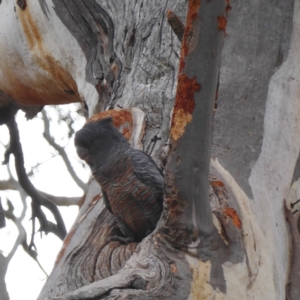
179 0 201 71
224 207 242 229
217 16 227 33
7 3 81 105
211 180 225 188
225 0 232 16
170 74 201 141
170 0 201 142
86 110 133 141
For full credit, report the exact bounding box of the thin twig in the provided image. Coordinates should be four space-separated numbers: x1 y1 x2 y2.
4 198 48 277
0 197 5 228
0 177 81 206
41 110 88 193
29 204 36 251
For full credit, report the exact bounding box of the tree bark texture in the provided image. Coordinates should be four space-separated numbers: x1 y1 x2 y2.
0 0 298 299
40 1 234 299
212 0 297 299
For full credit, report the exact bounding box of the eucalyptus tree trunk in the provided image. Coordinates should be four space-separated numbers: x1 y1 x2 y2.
0 0 299 299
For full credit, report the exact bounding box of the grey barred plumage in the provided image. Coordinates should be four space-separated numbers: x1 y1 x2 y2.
75 117 163 243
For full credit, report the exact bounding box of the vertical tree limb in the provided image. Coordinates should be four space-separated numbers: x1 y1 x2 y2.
163 0 226 243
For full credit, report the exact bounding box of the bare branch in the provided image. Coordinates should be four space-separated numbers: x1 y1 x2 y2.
4 199 27 263
29 209 37 252
6 163 28 220
0 198 5 228
0 179 18 191
41 110 88 193
4 198 48 277
39 192 82 207
0 178 82 206
3 117 67 240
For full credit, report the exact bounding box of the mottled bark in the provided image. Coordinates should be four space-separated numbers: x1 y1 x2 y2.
39 0 234 299
40 0 300 298
164 0 223 238
0 0 298 299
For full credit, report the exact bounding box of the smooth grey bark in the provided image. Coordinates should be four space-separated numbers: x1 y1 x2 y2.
212 0 294 197
164 0 224 237
39 0 298 299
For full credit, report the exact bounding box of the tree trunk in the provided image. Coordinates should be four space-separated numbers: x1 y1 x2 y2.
0 0 299 299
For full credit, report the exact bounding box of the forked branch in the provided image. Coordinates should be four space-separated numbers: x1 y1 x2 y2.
3 117 67 240
4 198 48 277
